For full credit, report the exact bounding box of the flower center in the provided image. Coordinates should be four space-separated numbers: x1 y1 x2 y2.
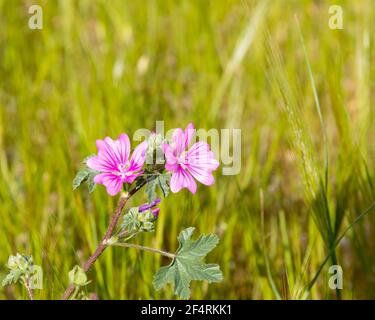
116 161 133 179
178 151 189 169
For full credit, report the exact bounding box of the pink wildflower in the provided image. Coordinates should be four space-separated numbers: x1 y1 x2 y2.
87 134 147 196
163 123 219 194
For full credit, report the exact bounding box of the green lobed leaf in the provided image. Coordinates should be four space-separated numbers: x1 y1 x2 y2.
145 179 157 203
157 174 170 198
145 173 171 202
86 169 98 193
72 167 90 190
2 269 22 287
2 253 34 287
120 206 156 235
153 227 223 299
146 133 165 166
121 207 142 233
72 162 99 193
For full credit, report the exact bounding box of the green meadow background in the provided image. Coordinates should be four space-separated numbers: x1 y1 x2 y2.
1 0 375 299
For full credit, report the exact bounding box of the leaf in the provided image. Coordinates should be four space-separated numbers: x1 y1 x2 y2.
157 174 170 198
2 253 34 287
2 269 22 287
86 170 98 193
145 173 170 202
72 168 90 190
121 207 141 233
146 133 165 166
120 206 156 234
153 227 223 299
69 266 90 287
145 179 157 202
72 166 99 193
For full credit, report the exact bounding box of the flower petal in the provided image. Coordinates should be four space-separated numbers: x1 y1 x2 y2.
129 140 148 171
170 167 197 194
187 142 220 171
93 173 110 184
172 128 186 155
124 170 143 184
94 173 123 196
117 134 131 163
103 134 130 164
163 143 178 172
95 134 130 169
95 139 119 169
184 123 195 149
183 169 197 194
170 170 183 193
187 141 210 157
187 164 215 186
105 179 123 196
87 155 115 172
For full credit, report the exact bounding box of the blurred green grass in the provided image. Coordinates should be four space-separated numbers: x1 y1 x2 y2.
0 0 375 299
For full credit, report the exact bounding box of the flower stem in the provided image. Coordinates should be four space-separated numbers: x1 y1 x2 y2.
24 278 34 300
61 181 147 300
112 242 175 259
70 286 79 300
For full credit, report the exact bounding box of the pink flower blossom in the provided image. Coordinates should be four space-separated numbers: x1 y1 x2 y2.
87 134 147 196
163 123 219 194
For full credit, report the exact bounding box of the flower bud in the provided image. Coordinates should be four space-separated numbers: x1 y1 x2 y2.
138 197 161 213
151 207 160 218
151 198 161 207
139 203 151 212
69 265 90 287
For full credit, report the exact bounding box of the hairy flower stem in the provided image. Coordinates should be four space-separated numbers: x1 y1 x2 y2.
61 181 146 300
112 242 175 259
24 278 34 300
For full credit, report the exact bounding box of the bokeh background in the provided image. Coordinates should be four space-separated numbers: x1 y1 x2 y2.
1 0 375 299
